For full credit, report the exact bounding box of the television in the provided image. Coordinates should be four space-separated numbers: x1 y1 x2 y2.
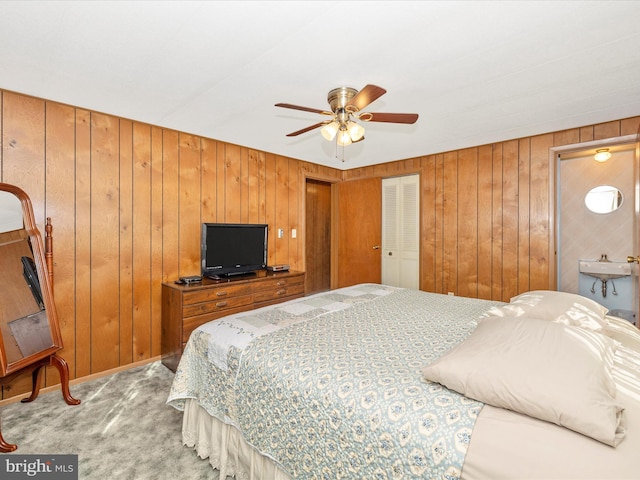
201 223 268 279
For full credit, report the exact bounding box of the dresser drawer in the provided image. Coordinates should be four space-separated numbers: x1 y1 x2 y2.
183 293 253 317
253 274 305 292
253 283 304 304
182 284 252 305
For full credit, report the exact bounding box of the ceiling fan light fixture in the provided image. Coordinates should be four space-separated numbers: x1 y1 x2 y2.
321 121 339 141
347 121 365 142
276 84 418 157
337 129 352 146
594 148 611 162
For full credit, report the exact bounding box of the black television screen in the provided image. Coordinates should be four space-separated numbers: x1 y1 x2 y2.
201 223 268 278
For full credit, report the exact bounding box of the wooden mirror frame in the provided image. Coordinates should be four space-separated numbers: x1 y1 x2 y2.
0 182 80 452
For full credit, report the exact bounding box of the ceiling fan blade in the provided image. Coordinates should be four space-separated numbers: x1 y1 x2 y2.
275 103 332 116
359 112 419 124
286 121 331 137
345 84 387 113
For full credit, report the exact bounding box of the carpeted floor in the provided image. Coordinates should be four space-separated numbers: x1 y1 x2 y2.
1 361 221 479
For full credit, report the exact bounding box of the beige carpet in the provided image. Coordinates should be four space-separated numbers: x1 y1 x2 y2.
1 361 221 479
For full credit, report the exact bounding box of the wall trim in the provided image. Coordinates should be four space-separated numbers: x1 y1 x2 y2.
0 356 162 407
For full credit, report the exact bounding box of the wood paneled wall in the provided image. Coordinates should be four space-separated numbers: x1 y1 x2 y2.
344 116 640 302
0 90 342 398
0 87 638 398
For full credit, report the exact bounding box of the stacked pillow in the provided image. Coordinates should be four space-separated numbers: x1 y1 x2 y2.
422 290 626 446
481 290 609 331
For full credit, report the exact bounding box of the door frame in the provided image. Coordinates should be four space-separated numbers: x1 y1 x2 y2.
549 133 637 301
331 176 383 288
304 177 334 294
381 173 421 289
301 171 341 294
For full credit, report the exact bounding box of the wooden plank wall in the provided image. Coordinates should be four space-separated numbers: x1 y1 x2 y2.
0 89 342 398
0 87 638 398
343 116 640 302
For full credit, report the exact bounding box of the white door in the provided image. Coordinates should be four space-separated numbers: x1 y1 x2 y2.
382 175 419 288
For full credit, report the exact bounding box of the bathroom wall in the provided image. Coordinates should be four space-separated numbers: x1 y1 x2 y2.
559 148 635 313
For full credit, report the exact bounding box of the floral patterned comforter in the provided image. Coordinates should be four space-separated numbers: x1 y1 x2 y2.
167 284 501 479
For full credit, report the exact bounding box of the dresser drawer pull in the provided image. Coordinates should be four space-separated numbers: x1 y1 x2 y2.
215 301 228 308
276 289 287 295
276 281 286 286
216 291 228 297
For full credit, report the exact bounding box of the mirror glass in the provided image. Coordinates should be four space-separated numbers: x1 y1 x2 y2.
584 185 623 214
0 190 53 367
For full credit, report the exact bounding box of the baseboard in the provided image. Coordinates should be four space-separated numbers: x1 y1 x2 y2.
0 355 162 406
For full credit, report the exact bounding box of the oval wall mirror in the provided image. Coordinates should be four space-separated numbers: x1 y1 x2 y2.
584 185 623 214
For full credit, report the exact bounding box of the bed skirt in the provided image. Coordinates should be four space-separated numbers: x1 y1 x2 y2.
182 399 291 480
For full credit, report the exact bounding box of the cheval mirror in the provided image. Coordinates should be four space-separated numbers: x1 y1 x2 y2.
0 182 80 452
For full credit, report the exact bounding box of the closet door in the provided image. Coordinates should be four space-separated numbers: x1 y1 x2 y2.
382 175 419 288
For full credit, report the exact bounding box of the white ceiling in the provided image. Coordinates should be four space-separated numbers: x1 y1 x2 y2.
1 1 639 170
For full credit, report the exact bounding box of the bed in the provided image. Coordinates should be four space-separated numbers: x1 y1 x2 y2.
167 284 640 479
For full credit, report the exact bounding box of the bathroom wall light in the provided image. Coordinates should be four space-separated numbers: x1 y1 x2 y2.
594 149 611 162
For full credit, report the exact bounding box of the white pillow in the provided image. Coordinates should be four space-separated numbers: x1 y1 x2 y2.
482 290 608 331
422 316 626 447
604 315 640 352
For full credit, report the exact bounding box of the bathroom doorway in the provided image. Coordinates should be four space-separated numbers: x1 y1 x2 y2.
555 135 638 325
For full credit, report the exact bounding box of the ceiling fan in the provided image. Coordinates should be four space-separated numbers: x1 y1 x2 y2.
275 84 418 146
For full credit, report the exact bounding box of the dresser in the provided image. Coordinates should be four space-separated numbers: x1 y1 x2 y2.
161 270 305 372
